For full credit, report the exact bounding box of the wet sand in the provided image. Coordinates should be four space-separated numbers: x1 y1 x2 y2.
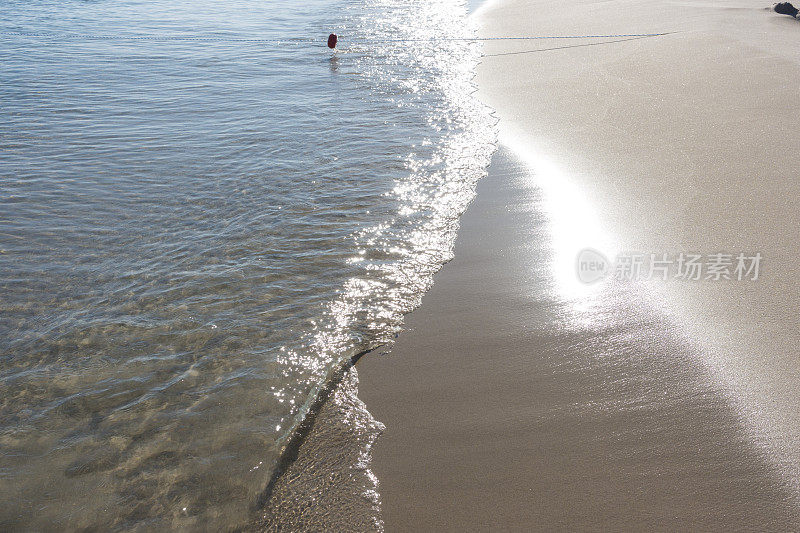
357 148 800 531
358 0 800 528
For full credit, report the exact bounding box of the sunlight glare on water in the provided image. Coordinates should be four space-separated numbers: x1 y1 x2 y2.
0 0 494 529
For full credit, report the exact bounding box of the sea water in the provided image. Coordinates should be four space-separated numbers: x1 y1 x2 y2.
0 0 494 529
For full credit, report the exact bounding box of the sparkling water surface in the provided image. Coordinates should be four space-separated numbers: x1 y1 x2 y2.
0 0 494 529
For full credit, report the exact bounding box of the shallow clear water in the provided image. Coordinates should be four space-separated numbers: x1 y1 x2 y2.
0 0 494 529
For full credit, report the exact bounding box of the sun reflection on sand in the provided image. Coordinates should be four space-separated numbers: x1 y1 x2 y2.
501 134 800 505
500 131 618 302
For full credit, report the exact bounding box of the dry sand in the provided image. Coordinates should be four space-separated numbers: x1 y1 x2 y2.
358 0 800 530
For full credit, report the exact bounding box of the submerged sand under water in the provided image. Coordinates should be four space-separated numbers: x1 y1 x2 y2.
0 0 493 529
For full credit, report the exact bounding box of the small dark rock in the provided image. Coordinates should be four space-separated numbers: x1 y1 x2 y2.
774 2 799 17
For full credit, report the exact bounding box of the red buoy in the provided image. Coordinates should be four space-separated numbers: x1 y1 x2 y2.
327 33 337 49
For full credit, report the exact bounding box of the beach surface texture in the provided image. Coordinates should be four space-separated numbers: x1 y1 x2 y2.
358 0 800 529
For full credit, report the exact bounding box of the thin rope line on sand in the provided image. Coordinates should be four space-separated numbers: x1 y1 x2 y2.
1 30 673 45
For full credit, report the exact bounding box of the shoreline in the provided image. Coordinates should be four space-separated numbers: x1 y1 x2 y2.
358 0 800 529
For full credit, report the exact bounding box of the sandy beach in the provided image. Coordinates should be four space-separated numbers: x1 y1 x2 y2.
6 0 800 528
358 0 800 529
